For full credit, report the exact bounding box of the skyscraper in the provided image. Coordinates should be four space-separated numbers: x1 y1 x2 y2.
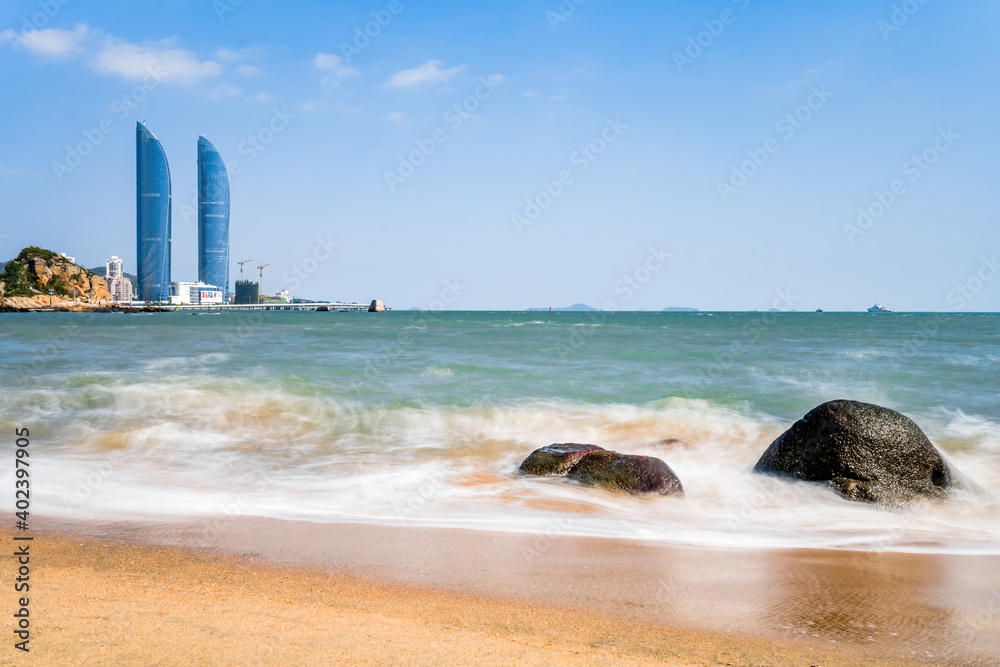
136 122 172 302
198 136 231 298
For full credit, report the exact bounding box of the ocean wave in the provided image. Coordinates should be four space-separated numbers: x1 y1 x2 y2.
423 367 455 377
143 352 231 373
948 354 1000 368
921 408 1000 461
7 381 999 553
843 349 892 361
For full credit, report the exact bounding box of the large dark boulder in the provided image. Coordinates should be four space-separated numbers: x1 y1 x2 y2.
753 400 967 504
519 443 605 476
567 451 684 496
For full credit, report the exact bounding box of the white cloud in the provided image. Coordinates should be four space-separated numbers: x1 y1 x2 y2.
216 47 264 63
313 52 359 82
218 48 264 77
782 68 825 90
334 101 361 114
522 90 539 98
1 24 89 58
210 83 243 100
0 165 37 177
91 37 222 84
384 60 465 89
313 53 338 70
2 24 260 90
387 111 406 122
216 48 241 62
254 91 276 103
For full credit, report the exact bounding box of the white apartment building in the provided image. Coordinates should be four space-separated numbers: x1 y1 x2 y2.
106 255 133 303
168 281 224 305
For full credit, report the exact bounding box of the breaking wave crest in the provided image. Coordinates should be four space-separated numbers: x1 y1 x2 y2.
5 375 999 554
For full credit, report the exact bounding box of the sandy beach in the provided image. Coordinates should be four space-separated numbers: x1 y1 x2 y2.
7 517 998 665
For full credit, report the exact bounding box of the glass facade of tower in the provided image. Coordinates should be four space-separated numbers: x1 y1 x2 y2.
198 136 231 298
136 122 172 302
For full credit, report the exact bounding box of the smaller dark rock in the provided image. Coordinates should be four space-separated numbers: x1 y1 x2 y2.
567 451 684 496
519 443 605 476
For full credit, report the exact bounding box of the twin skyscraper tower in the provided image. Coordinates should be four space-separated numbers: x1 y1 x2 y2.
135 121 231 302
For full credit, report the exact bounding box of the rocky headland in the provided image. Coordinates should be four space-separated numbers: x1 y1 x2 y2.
0 247 151 312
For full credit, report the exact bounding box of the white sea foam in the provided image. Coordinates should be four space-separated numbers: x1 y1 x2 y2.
422 367 455 377
503 320 546 327
10 381 1000 554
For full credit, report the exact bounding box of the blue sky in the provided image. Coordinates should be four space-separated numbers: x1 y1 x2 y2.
1 0 997 310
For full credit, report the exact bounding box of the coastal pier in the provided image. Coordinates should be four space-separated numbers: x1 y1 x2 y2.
168 302 376 312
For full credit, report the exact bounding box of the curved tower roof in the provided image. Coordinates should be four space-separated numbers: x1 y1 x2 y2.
197 136 231 297
136 121 172 303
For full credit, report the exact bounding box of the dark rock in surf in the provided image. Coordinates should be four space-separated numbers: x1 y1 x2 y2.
753 399 968 504
567 451 684 496
519 443 606 476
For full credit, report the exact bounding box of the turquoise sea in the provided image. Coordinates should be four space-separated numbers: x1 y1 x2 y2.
2 311 998 552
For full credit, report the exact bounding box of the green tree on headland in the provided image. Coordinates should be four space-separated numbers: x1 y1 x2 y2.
47 276 71 296
17 246 60 266
0 259 31 296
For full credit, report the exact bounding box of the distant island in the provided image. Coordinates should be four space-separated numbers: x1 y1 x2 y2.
662 307 699 312
525 304 599 312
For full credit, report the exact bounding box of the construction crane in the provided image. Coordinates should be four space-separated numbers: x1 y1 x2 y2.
237 258 254 280
257 263 271 304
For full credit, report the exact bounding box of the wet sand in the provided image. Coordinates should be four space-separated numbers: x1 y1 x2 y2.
9 517 1000 665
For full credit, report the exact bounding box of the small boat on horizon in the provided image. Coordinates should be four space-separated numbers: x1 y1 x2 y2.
867 302 895 313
